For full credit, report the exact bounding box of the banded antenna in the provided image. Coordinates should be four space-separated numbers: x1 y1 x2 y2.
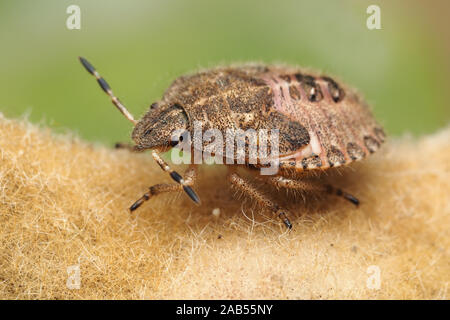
79 56 137 126
78 56 201 207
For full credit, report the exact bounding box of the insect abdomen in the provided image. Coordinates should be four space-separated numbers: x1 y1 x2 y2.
260 67 385 171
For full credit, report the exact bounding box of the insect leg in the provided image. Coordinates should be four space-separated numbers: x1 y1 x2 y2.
130 183 180 211
227 170 292 229
325 184 360 206
151 151 200 204
130 164 199 211
266 176 359 206
266 176 323 192
78 56 137 125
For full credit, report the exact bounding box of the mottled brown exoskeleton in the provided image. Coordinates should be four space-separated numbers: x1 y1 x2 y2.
79 57 385 229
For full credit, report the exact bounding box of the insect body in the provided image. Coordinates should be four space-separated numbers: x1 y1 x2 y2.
79 57 385 229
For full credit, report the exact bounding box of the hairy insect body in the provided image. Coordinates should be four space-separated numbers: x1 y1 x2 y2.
79 58 385 229
158 65 384 170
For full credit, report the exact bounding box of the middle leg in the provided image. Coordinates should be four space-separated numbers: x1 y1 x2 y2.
228 170 293 229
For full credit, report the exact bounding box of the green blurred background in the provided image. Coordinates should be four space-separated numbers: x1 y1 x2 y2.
0 0 449 145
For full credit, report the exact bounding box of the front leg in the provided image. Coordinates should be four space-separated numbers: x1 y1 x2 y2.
151 151 200 204
130 165 198 211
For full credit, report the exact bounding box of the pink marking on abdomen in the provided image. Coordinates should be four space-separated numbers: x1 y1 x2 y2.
262 75 283 113
292 80 327 165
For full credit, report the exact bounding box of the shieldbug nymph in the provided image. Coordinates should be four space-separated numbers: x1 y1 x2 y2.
79 57 385 229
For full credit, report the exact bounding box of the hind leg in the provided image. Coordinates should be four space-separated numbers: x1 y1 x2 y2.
266 176 359 206
228 170 292 229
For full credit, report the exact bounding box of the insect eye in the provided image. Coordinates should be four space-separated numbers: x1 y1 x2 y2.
150 102 158 110
170 130 189 147
179 130 189 142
